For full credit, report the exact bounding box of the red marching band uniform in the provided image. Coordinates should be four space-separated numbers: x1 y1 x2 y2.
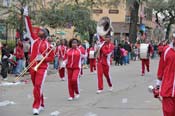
140 44 153 76
78 45 86 76
96 37 114 93
55 45 67 80
24 10 54 114
156 43 175 116
87 46 96 73
64 46 83 100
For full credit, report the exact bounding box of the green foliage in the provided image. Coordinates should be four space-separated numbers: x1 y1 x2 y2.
149 0 175 39
0 39 16 52
38 3 97 38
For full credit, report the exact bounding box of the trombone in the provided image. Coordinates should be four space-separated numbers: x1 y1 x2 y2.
33 45 55 71
14 45 55 82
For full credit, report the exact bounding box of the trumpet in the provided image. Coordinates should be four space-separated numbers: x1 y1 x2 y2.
14 45 54 82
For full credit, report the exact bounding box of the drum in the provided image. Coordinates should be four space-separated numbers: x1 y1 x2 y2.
89 50 95 59
140 44 149 59
59 59 66 68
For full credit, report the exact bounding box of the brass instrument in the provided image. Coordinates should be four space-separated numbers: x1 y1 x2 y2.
14 45 54 82
94 41 105 58
33 45 55 71
94 16 113 58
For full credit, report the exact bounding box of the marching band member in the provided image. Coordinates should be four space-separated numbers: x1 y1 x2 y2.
55 39 67 81
95 17 115 94
64 38 83 101
24 6 54 115
87 42 96 73
78 41 86 77
154 33 175 116
140 40 153 76
1 44 10 80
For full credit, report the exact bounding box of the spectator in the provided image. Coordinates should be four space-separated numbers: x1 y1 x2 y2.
114 44 121 66
14 40 25 76
124 41 131 64
23 38 30 67
1 44 10 80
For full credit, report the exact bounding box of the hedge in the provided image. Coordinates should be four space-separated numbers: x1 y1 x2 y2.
0 39 16 53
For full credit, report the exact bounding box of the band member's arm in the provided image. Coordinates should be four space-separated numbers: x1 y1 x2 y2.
44 45 55 62
101 43 115 55
45 50 54 62
148 44 154 56
157 50 165 83
61 49 69 68
23 6 37 44
79 46 86 58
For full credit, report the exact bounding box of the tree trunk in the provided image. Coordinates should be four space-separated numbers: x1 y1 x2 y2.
129 1 139 43
165 22 172 40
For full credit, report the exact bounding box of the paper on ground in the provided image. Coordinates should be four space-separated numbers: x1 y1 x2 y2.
0 100 16 107
84 112 97 116
122 98 128 104
0 81 24 87
50 111 60 116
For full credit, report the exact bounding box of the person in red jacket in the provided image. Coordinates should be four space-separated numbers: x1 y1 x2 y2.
78 42 86 76
14 40 25 76
24 6 54 115
96 35 115 94
87 42 96 73
155 34 175 116
64 38 83 101
55 39 67 81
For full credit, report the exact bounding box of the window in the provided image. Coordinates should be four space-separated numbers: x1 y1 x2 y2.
109 10 119 14
93 9 103 14
125 16 130 23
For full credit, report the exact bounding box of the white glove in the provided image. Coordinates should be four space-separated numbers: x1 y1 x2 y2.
23 6 28 16
96 41 105 49
36 54 43 61
156 79 162 87
2 55 8 59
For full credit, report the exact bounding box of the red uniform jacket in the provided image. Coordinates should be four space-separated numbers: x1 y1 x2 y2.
55 45 67 60
25 16 54 69
65 47 82 69
98 42 114 66
157 45 175 97
14 46 24 59
79 45 86 56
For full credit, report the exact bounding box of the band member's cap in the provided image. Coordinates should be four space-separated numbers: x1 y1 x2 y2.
41 28 50 37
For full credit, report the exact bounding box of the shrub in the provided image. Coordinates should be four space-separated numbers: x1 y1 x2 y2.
0 39 16 53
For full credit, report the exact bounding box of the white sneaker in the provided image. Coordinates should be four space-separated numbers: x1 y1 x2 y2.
33 108 39 115
75 94 80 99
109 87 113 91
96 90 103 94
39 106 44 112
68 97 73 101
3 78 8 81
93 71 97 74
60 77 65 81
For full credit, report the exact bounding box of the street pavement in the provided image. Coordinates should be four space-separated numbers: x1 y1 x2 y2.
0 58 162 116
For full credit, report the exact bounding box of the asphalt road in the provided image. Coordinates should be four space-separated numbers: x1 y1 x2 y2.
0 58 162 116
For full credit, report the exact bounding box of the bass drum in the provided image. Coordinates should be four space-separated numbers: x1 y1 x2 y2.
140 43 149 59
89 50 95 59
